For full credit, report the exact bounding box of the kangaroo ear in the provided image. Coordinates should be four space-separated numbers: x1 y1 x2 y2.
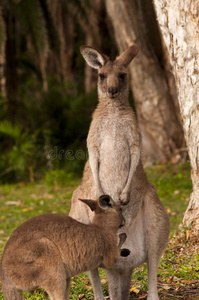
99 195 114 209
78 198 98 212
80 46 109 69
116 44 139 67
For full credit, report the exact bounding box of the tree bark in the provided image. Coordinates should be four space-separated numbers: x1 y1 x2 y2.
154 0 199 227
0 7 6 98
105 0 184 165
58 2 74 83
4 6 18 122
83 0 103 93
46 0 74 83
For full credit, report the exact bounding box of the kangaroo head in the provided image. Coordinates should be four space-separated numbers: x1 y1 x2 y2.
79 195 125 228
80 45 138 101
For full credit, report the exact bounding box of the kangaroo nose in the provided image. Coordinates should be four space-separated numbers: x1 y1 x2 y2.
108 87 119 97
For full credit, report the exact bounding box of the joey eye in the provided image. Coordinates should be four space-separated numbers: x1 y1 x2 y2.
99 73 105 80
119 73 126 80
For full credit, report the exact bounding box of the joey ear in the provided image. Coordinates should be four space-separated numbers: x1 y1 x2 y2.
116 44 139 67
80 46 108 69
99 195 115 209
78 198 98 212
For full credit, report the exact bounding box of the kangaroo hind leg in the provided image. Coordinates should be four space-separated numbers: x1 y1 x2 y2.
105 267 133 300
88 268 104 300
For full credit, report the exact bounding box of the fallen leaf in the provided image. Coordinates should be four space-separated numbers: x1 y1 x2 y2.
22 208 30 212
159 283 171 290
137 293 148 299
130 285 139 293
167 277 172 283
181 279 196 284
173 276 181 282
186 230 190 240
174 190 180 195
133 288 140 294
83 285 91 290
82 278 89 284
54 185 60 192
171 212 177 216
5 201 19 206
101 278 107 284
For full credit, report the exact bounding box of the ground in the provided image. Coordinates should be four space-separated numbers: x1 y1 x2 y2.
0 163 198 299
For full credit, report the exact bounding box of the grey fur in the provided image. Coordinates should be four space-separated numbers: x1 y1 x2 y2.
69 45 170 300
1 196 126 300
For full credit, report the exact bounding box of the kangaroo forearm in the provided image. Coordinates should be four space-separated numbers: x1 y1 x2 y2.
89 151 103 195
123 149 140 193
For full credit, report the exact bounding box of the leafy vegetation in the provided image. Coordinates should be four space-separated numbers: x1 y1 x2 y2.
145 162 192 235
0 0 114 184
0 162 198 299
0 81 97 182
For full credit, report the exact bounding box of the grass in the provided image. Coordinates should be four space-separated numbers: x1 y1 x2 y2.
145 162 192 235
0 162 198 299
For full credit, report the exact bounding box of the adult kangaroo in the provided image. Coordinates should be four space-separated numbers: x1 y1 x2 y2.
69 45 169 300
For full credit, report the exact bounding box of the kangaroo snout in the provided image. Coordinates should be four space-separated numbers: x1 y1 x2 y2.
107 87 119 98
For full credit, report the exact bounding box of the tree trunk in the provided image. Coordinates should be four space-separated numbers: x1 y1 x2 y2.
154 0 199 227
0 7 6 98
105 0 184 165
84 0 103 93
46 0 74 83
58 2 74 83
4 6 18 122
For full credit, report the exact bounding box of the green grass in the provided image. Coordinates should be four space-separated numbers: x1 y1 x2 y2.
0 162 198 299
0 176 80 248
145 162 192 235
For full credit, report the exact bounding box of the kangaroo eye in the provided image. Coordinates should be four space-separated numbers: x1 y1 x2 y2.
119 73 126 80
99 73 105 80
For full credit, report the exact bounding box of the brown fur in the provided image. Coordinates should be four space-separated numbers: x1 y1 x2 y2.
69 45 169 300
0 196 126 300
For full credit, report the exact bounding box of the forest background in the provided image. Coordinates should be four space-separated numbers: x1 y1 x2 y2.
0 0 199 299
0 0 187 182
1 0 199 226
